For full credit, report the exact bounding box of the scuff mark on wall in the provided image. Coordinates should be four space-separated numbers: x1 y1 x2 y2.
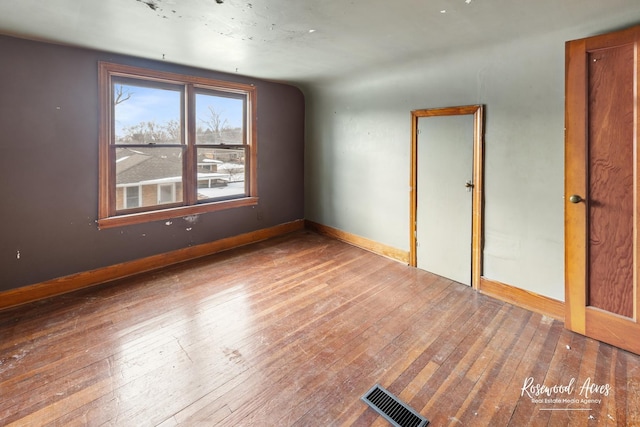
183 215 199 224
484 230 520 260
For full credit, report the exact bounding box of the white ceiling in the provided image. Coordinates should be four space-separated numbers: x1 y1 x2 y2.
1 0 639 85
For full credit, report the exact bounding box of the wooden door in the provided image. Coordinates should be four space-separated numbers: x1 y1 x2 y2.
565 25 640 355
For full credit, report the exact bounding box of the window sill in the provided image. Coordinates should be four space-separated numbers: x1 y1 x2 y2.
97 197 259 229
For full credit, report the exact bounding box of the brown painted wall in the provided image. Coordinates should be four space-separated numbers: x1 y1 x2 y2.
0 35 305 292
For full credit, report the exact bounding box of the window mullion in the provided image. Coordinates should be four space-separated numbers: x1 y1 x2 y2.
108 145 117 217
185 84 197 205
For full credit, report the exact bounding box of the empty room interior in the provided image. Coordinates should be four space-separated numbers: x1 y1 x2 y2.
2 0 640 425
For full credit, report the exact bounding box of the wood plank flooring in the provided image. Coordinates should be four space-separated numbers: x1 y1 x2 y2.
1 230 639 426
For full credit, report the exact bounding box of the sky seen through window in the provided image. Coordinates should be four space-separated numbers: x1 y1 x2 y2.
114 84 243 139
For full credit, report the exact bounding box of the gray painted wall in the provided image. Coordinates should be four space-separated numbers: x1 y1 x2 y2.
0 35 305 293
303 24 629 302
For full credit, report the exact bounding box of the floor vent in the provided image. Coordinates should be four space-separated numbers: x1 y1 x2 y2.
361 384 429 427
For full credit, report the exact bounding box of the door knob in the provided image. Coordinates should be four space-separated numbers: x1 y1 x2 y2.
569 195 583 203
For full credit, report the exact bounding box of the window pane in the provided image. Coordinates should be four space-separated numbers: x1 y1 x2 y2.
197 147 246 200
125 186 140 209
116 147 184 210
195 92 244 145
114 82 182 145
158 184 175 204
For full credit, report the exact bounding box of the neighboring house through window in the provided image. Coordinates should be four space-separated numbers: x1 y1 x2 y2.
158 183 176 205
98 62 258 228
125 186 140 209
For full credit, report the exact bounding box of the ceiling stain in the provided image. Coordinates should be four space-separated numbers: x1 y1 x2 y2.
137 0 158 11
130 0 311 45
136 0 225 21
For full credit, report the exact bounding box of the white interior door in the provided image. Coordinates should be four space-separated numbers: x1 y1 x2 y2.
416 114 474 285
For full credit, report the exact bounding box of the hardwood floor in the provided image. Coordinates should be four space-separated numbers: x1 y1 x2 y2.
1 231 639 426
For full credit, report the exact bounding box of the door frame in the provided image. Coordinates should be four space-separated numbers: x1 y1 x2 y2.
409 105 485 289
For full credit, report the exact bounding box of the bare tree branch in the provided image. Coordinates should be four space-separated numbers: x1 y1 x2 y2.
200 106 229 143
114 85 132 106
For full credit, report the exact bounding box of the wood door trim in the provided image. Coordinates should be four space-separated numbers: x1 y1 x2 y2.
636 35 640 322
583 25 638 51
409 105 484 289
564 38 588 334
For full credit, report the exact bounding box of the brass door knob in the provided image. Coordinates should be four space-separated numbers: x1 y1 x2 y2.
569 195 583 203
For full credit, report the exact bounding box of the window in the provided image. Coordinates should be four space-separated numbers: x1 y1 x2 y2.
98 62 257 228
125 186 140 209
158 183 176 204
